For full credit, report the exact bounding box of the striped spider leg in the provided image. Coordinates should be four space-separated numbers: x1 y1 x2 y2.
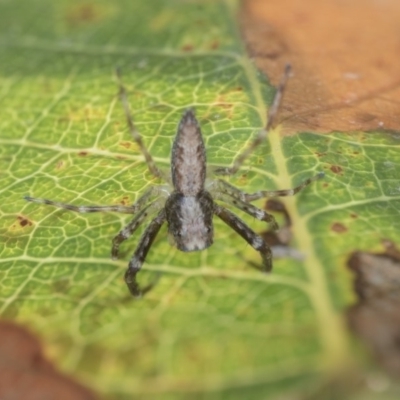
25 65 323 298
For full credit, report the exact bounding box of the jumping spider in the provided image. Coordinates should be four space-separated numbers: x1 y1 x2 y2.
25 65 323 297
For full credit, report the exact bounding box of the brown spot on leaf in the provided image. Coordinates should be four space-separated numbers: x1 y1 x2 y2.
181 44 194 52
120 141 132 149
120 196 130 206
330 165 343 174
331 222 347 233
215 96 233 109
18 216 32 228
65 3 103 27
78 151 88 157
10 216 33 231
348 248 400 378
56 160 65 169
210 40 220 50
213 94 234 118
350 213 358 219
0 321 97 399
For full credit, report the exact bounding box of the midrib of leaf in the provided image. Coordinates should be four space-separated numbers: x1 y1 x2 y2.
239 54 352 371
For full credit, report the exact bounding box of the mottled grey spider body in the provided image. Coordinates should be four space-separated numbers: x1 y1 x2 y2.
25 66 323 297
166 110 213 252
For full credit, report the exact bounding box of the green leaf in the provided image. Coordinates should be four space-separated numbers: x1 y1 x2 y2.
1 0 400 399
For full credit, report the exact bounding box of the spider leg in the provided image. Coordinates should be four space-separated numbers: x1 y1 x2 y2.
24 186 166 214
124 209 166 297
214 204 272 272
24 196 138 213
115 68 166 181
213 64 291 176
210 172 324 203
111 200 164 260
212 192 278 230
241 172 325 202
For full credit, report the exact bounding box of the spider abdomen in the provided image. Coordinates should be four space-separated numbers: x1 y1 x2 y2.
165 190 214 252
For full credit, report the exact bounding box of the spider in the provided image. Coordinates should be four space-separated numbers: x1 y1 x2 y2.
25 65 323 297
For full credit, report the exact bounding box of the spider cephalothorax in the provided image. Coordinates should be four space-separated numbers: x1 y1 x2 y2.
25 66 323 297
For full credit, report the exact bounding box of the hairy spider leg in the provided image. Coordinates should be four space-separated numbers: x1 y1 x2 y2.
212 172 324 202
111 199 165 260
243 172 325 201
24 186 163 215
116 68 165 181
124 209 166 297
213 64 291 176
214 204 272 272
211 191 278 230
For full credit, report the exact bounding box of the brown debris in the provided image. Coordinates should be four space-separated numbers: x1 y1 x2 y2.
0 321 97 400
348 247 400 378
240 0 400 133
262 199 292 246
